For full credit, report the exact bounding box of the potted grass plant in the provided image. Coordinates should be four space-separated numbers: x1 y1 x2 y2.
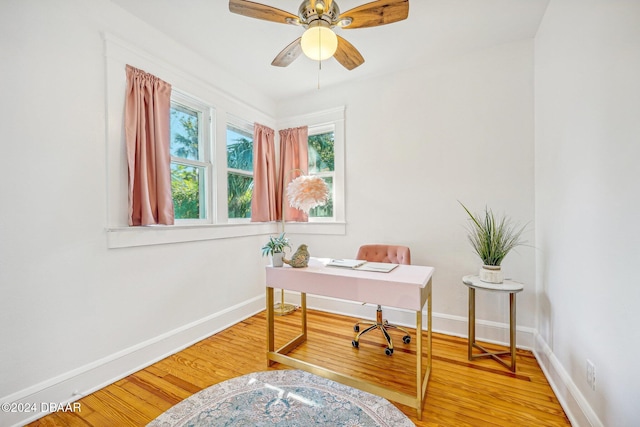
460 202 527 283
261 232 291 267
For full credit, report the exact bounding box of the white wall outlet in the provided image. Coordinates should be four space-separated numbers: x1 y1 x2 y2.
586 359 596 391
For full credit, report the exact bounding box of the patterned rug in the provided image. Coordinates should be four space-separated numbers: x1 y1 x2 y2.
147 369 415 426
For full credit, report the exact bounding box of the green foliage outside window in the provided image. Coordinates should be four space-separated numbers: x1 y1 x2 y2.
227 135 254 219
172 114 199 159
171 111 201 219
308 133 334 217
308 133 334 173
170 115 336 221
171 166 199 219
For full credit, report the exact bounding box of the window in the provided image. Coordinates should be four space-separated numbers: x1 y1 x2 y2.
105 35 280 248
226 122 254 219
169 92 213 222
277 106 345 234
308 127 334 219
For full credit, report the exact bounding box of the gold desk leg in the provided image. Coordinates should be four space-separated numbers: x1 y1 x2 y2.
301 292 307 340
266 287 275 367
414 281 433 421
267 288 430 416
428 282 432 376
300 292 307 341
416 310 422 421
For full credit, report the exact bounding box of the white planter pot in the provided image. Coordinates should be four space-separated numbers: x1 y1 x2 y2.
479 265 503 284
271 252 285 267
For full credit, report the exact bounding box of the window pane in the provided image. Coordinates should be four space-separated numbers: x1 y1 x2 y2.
171 163 205 219
309 176 333 218
308 132 334 173
228 172 253 219
170 103 200 161
227 125 253 172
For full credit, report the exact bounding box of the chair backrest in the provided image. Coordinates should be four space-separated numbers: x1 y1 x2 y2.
356 244 411 265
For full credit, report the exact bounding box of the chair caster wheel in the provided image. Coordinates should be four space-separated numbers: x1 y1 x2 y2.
352 340 359 348
385 347 393 356
403 335 411 344
354 325 360 332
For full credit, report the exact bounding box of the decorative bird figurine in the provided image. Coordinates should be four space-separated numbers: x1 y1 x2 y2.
283 244 310 268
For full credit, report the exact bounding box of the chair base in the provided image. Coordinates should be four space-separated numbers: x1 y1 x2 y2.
352 306 411 355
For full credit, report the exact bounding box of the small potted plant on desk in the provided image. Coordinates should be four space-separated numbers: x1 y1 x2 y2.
261 232 291 267
460 202 527 283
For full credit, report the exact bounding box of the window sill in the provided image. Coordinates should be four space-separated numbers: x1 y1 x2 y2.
284 221 346 235
106 222 278 249
106 221 346 248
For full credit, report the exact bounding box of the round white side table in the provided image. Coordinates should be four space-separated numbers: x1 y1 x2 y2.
462 275 524 372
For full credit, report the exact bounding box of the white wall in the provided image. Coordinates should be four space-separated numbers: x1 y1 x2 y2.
0 0 539 417
11 0 638 425
277 40 537 341
535 1 640 426
0 1 276 425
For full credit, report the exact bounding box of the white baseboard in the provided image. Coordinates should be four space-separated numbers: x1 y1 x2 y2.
1 296 265 427
533 333 603 427
306 294 604 426
293 292 536 350
2 293 598 427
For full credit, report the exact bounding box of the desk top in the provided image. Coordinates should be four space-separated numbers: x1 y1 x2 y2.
462 275 524 293
266 257 434 311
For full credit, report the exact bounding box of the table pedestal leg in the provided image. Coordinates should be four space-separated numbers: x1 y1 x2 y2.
468 288 517 372
510 293 517 371
468 287 475 360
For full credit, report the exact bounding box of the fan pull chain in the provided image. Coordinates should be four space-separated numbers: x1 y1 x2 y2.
317 30 322 89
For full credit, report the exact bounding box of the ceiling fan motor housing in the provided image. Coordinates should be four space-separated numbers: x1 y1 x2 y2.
229 0 409 70
298 0 341 28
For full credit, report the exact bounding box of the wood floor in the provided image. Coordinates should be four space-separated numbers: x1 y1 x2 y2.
28 309 570 426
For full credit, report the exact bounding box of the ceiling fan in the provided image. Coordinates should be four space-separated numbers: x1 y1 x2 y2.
229 0 409 70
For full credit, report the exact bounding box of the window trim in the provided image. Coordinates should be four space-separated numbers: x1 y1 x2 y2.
104 33 279 248
307 125 336 222
170 91 215 224
226 118 255 223
277 107 346 235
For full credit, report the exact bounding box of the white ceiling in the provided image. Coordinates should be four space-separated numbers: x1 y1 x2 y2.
110 0 549 102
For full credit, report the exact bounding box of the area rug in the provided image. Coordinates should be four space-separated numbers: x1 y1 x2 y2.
147 369 415 426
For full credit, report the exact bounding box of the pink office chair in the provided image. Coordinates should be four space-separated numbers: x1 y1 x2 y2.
352 244 412 356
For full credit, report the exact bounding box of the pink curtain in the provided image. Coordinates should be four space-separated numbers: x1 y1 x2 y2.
250 123 277 222
277 126 309 222
124 65 174 226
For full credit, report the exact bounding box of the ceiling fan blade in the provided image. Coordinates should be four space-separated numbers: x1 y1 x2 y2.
338 0 409 29
229 0 299 25
271 38 303 67
334 36 364 70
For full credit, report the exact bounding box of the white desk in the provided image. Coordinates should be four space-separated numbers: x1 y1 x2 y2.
266 257 434 420
462 275 524 372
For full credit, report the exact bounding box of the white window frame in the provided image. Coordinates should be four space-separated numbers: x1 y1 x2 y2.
277 107 346 235
104 33 279 248
170 90 215 225
226 117 254 223
307 123 336 223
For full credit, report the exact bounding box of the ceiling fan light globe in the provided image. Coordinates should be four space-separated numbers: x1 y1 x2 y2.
301 26 338 60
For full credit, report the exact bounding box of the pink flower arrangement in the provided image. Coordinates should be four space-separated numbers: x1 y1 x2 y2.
287 175 329 213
